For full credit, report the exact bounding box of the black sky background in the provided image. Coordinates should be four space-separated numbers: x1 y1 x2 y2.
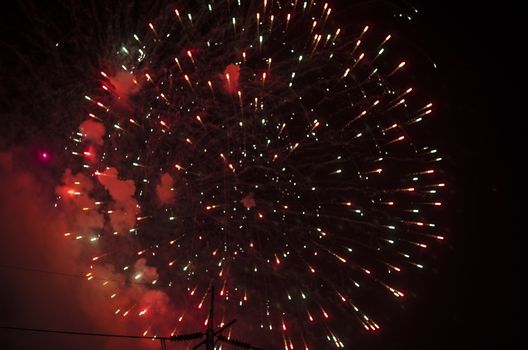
367 1 520 349
0 1 520 349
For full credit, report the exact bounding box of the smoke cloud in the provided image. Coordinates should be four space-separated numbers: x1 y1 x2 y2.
0 151 180 350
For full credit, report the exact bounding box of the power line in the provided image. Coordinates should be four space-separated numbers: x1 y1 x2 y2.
1 281 265 349
1 325 168 340
0 325 206 349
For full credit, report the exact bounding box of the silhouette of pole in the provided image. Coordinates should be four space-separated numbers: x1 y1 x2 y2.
177 285 261 350
206 286 215 350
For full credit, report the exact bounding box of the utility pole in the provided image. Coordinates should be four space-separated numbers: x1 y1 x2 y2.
205 285 215 350
170 285 263 350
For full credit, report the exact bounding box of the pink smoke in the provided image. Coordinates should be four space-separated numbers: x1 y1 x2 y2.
79 119 105 146
96 167 139 234
222 63 240 94
0 150 183 349
156 173 175 206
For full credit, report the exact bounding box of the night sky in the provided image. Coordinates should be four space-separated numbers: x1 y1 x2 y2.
0 1 519 349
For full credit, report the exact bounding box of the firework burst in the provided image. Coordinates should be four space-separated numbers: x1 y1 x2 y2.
55 1 445 348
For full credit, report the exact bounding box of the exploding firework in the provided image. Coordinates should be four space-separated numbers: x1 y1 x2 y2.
54 0 445 348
